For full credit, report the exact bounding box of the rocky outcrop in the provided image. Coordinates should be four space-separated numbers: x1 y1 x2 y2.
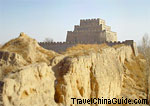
0 32 57 64
0 33 148 106
2 63 56 106
52 45 147 106
0 33 57 79
0 51 27 80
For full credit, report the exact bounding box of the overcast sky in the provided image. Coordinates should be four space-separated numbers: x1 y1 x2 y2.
0 0 150 44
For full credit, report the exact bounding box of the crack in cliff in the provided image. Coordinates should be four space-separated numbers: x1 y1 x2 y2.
90 65 99 106
52 57 71 103
0 81 4 106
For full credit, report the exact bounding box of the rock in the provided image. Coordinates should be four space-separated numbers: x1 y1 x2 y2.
0 32 57 64
0 33 57 78
52 45 147 106
2 63 57 106
0 51 27 80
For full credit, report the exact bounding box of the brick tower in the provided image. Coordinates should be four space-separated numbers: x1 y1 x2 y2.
66 18 117 43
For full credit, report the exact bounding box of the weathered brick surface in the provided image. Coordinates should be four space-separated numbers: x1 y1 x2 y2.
66 18 117 43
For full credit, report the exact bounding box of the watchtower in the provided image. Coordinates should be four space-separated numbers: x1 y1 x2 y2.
66 18 117 43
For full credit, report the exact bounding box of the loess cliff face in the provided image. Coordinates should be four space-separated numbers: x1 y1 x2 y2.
52 45 147 106
3 63 56 106
0 32 56 64
0 33 148 106
0 32 57 79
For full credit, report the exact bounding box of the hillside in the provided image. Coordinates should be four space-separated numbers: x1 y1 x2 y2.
0 33 148 106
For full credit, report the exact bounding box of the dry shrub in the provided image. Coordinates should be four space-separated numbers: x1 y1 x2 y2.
67 43 107 51
125 60 144 78
64 43 128 57
65 43 108 56
124 55 147 91
138 34 150 65
138 34 150 99
112 44 125 48
37 47 58 60
124 55 147 100
0 44 2 49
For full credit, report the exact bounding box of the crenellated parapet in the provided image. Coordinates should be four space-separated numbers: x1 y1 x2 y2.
39 40 134 46
80 18 105 26
38 40 138 56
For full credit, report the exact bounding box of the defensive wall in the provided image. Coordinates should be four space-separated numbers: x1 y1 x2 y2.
39 40 138 56
39 18 138 56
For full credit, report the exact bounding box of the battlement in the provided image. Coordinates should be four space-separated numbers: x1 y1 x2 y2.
80 18 105 23
39 40 133 46
80 18 105 26
39 40 138 56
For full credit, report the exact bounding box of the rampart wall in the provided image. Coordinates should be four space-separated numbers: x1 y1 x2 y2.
39 40 138 56
39 42 76 53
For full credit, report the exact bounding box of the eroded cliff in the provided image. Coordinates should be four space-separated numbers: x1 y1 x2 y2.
0 33 148 106
51 44 147 106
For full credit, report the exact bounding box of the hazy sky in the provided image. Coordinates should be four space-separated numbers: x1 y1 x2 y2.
0 0 150 44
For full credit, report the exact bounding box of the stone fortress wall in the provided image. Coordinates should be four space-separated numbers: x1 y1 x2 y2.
39 18 138 56
39 40 138 56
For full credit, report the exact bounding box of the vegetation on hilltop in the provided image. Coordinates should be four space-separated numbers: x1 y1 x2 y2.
138 34 150 103
44 37 53 42
66 43 108 52
138 34 150 65
138 34 150 76
0 44 2 48
63 43 108 57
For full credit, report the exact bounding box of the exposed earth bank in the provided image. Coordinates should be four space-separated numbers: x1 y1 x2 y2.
0 33 149 106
